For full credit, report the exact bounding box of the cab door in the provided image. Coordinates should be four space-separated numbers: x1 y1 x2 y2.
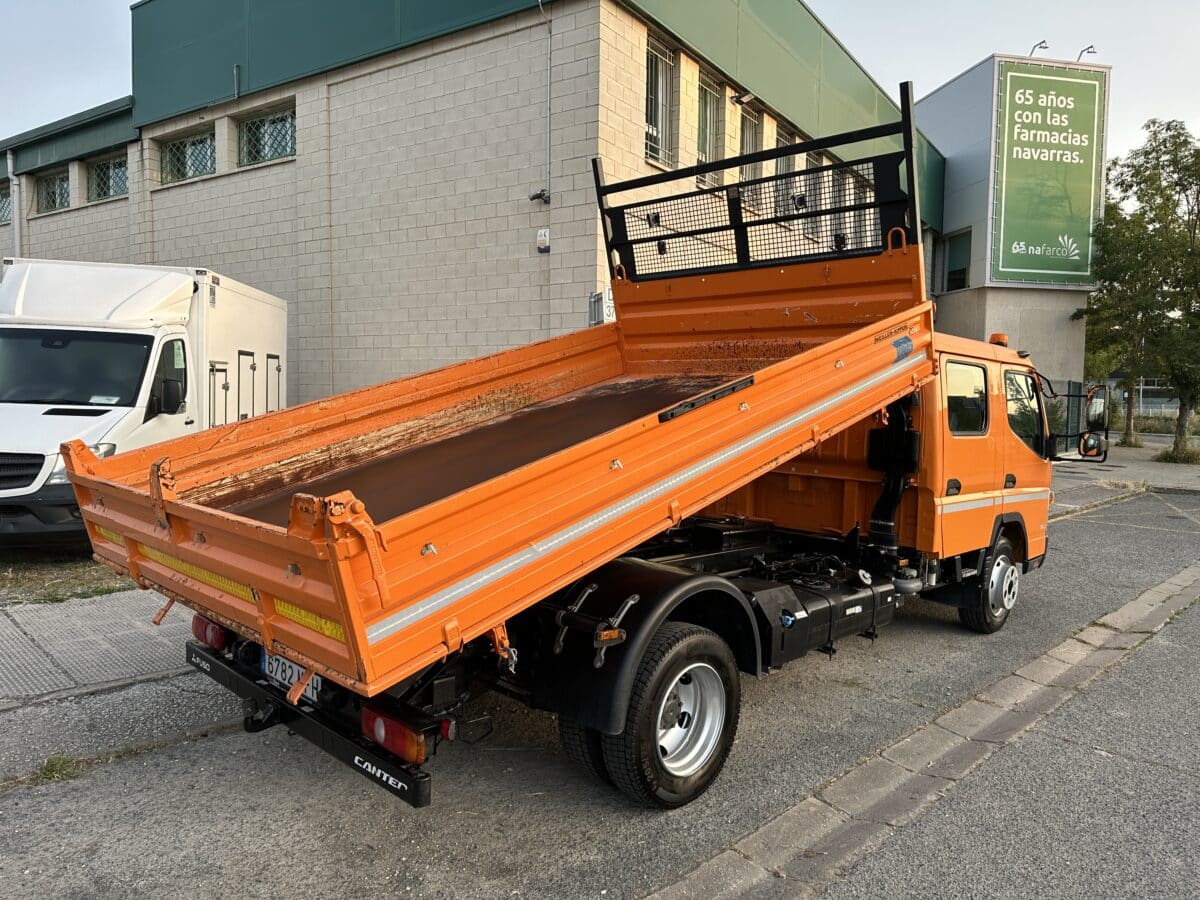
1000 368 1052 559
937 356 1002 557
132 335 197 448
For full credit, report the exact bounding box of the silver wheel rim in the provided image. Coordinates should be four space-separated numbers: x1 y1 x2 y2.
656 662 726 777
988 554 1019 616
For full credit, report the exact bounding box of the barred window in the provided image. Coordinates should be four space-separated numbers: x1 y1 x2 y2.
696 72 722 187
774 128 796 218
88 155 128 201
645 34 676 167
238 108 296 166
0 183 10 223
36 171 70 213
161 131 216 184
738 106 763 207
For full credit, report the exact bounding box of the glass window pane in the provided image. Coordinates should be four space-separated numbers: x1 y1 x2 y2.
946 362 988 435
1005 371 1042 452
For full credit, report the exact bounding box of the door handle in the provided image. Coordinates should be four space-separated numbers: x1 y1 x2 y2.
184 419 195 426
1004 473 1017 489
946 478 961 496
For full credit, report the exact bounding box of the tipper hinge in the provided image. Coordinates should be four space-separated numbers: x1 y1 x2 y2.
326 492 392 607
148 456 178 532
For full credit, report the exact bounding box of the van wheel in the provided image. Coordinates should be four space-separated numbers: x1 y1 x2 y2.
601 622 740 808
960 536 1019 634
558 717 610 784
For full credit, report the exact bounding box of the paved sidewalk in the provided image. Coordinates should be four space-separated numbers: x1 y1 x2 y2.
0 590 189 707
652 559 1200 899
822 604 1200 898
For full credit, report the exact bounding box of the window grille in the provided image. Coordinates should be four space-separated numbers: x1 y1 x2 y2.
738 107 762 206
645 35 676 166
773 129 796 218
161 131 216 184
239 108 296 166
696 72 721 187
88 156 128 201
36 171 70 213
0 183 10 223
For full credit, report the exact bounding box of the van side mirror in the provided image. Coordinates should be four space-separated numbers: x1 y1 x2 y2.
161 378 184 415
1079 432 1107 461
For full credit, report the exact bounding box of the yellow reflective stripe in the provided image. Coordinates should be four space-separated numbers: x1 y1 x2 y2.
273 598 346 642
94 525 125 547
135 542 255 603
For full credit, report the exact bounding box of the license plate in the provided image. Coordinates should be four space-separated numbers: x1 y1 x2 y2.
263 651 323 704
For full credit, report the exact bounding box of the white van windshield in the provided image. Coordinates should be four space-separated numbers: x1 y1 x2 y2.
0 328 155 407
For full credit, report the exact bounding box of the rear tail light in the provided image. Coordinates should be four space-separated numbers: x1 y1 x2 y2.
361 706 429 765
191 614 228 652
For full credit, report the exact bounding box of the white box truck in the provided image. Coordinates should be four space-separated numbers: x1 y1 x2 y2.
0 258 287 540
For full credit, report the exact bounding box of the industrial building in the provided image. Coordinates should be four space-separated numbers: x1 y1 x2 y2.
0 0 1107 402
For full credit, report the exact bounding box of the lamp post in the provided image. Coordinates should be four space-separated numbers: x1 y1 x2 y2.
1029 39 1049 57
1076 44 1097 61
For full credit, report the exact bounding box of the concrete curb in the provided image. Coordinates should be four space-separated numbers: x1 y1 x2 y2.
647 560 1200 899
1047 483 1146 522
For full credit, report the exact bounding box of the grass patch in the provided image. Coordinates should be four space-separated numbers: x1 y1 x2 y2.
1153 446 1200 464
0 545 132 605
33 753 84 784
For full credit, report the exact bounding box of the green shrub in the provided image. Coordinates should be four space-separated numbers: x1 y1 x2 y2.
1153 446 1200 464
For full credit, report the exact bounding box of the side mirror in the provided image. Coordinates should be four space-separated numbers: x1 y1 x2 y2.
161 378 184 415
1084 387 1109 432
1079 432 1107 460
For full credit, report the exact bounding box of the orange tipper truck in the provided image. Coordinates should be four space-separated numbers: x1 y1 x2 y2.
64 85 1109 808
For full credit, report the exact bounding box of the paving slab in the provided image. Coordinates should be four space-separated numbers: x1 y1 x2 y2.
881 724 995 781
0 590 188 702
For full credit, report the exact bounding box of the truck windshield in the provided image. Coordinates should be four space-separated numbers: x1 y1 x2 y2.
0 328 155 407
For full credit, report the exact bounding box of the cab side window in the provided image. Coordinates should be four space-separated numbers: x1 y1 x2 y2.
1004 370 1042 452
149 338 187 413
945 361 988 435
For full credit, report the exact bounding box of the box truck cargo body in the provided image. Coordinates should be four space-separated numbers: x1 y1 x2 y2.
0 258 286 538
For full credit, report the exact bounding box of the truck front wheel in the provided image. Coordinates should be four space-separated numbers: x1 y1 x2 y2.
601 622 740 808
960 536 1019 634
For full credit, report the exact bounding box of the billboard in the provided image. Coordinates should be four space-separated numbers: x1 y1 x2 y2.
990 60 1107 286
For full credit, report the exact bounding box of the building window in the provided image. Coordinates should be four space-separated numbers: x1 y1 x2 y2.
645 34 676 167
87 155 128 202
774 128 797 217
0 182 10 223
36 170 70 213
238 108 296 167
944 230 972 291
161 130 216 184
946 361 989 435
696 71 722 187
738 106 762 183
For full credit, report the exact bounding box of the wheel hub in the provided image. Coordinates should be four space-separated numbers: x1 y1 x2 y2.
988 554 1019 615
655 662 726 778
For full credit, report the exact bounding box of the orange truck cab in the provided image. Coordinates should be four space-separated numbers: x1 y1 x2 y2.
64 84 1110 809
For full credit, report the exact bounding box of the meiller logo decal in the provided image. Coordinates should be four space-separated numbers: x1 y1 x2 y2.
354 755 409 792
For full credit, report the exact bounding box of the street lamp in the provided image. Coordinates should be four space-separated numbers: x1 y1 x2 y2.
1029 39 1049 57
1076 44 1097 61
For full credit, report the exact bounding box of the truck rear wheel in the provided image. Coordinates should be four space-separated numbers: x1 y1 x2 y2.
601 622 740 808
558 717 611 784
960 536 1019 634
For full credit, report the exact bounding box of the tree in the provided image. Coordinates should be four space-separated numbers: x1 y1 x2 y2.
1081 120 1200 455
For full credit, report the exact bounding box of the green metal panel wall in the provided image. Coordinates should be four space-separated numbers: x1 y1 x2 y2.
625 0 945 230
0 157 7 180
5 104 137 175
131 0 544 128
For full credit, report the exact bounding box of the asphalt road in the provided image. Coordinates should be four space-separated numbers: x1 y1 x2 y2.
0 492 1197 899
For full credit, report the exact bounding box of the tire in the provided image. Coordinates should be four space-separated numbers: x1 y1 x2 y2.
960 536 1020 634
601 622 740 808
558 716 611 784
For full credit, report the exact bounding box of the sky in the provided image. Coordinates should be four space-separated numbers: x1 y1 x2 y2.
1 0 1197 160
